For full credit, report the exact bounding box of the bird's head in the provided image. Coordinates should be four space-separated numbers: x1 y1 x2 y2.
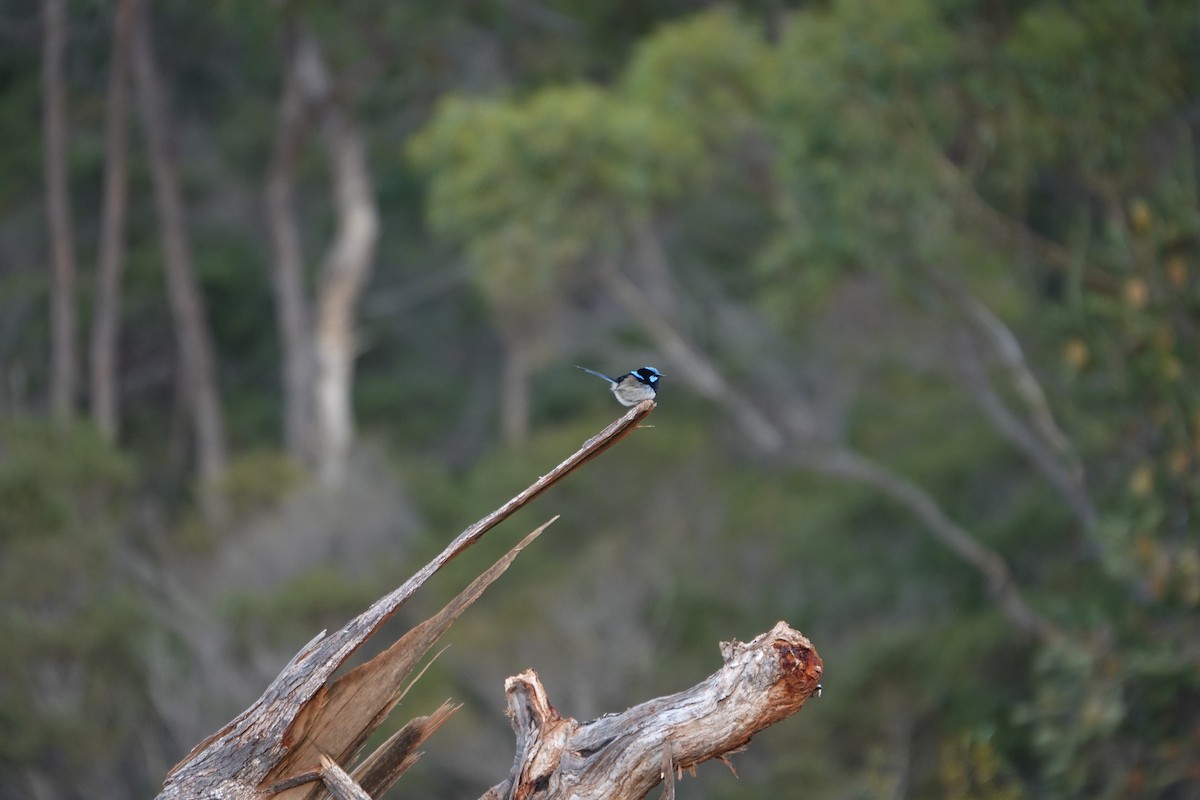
633 367 662 386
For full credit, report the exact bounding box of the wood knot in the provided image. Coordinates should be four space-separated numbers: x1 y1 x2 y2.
772 639 823 696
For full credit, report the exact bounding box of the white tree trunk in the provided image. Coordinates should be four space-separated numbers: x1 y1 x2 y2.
89 0 134 442
292 29 379 487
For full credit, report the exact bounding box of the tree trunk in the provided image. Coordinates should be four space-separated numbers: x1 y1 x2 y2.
291 28 379 488
89 0 134 442
265 19 318 467
130 0 227 483
499 332 531 445
40 0 77 427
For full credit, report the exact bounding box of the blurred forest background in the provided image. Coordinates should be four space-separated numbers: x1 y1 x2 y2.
2 0 1199 797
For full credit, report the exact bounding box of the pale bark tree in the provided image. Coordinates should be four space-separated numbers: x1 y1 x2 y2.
130 0 227 483
89 0 135 442
264 24 379 486
306 32 379 488
265 20 318 466
499 334 532 445
40 0 77 426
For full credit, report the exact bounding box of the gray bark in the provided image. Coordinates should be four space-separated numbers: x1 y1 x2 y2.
89 0 134 441
41 0 78 426
131 0 227 482
265 20 318 466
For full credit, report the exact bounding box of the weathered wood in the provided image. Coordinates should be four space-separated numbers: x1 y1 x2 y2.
156 401 657 800
317 756 370 800
156 401 826 799
483 621 823 800
347 701 458 799
269 523 547 799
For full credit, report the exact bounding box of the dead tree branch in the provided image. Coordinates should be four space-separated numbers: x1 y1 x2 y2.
156 401 658 800
483 621 823 800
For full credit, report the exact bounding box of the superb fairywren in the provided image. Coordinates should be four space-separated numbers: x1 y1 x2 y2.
575 365 662 406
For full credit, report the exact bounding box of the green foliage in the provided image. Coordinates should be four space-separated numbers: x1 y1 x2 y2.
224 567 379 653
409 85 704 322
1051 194 1200 605
990 0 1183 178
756 0 964 319
0 422 153 785
0 421 133 545
621 8 774 145
0 58 42 204
173 449 307 553
1015 644 1128 797
938 731 1026 800
210 448 307 521
5 0 1200 796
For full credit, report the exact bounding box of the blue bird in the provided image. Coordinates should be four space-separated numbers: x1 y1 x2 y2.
575 365 662 407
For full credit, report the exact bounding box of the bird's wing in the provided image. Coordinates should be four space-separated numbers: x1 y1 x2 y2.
574 365 617 383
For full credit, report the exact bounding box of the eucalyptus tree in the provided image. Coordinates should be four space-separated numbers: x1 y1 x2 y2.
410 85 702 442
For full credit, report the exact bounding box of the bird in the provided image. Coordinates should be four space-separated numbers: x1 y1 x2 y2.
575 365 662 407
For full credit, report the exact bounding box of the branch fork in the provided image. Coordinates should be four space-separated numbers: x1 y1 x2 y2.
484 621 823 800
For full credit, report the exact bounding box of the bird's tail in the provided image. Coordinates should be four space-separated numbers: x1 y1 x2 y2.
574 365 616 383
